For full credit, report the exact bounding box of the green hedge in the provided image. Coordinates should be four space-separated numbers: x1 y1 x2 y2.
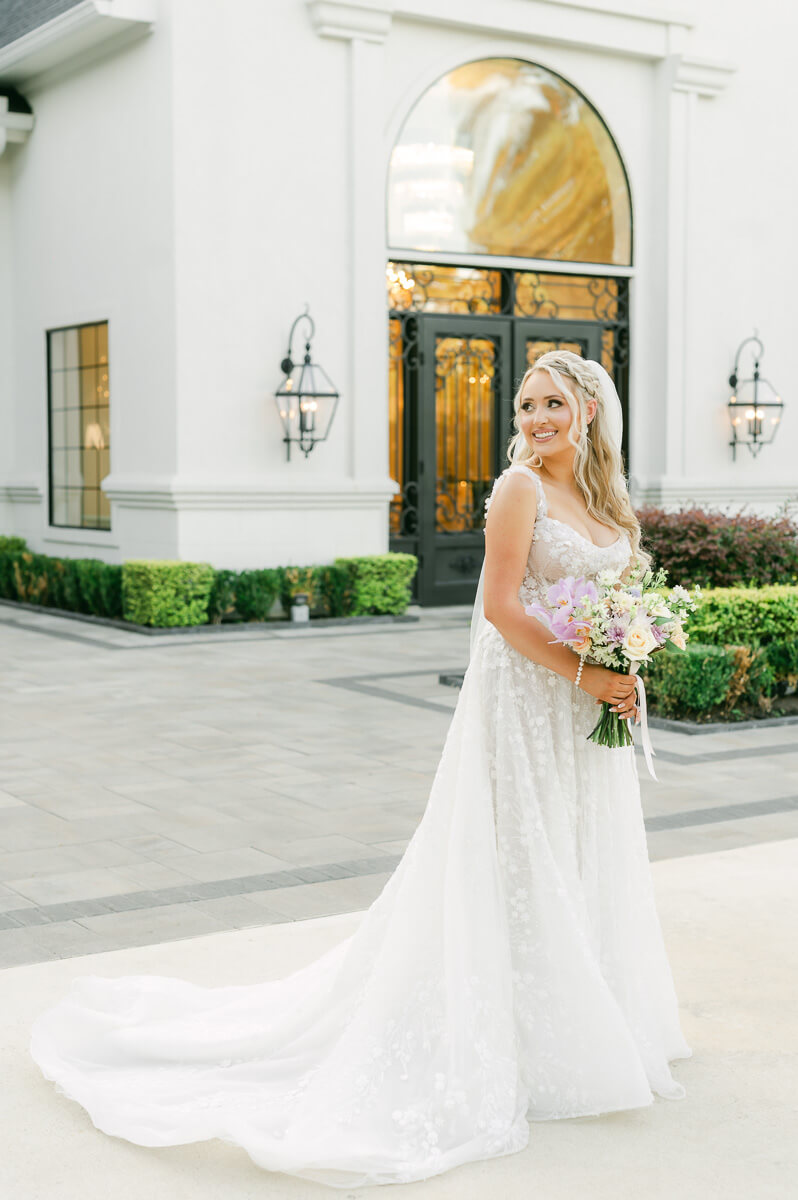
685 585 798 647
209 568 281 623
333 554 418 616
159 554 418 626
643 642 776 720
0 548 123 619
0 542 418 627
122 561 215 627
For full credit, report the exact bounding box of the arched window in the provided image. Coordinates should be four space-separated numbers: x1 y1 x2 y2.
388 58 631 266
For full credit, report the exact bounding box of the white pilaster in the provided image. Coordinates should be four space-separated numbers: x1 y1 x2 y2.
308 1 394 491
652 54 735 481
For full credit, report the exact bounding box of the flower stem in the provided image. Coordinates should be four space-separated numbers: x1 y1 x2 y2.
588 701 634 748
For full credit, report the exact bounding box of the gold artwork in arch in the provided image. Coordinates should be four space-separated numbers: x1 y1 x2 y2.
388 58 631 266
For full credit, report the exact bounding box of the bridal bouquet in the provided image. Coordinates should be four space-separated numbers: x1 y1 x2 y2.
525 563 700 755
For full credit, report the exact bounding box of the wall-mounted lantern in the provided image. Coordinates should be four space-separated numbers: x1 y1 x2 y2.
274 307 339 460
727 333 784 460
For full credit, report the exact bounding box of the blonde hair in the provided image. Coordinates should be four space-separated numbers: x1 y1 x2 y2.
508 350 651 574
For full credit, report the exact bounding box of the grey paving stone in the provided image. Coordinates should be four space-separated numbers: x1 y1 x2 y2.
3 907 52 927
0 929 60 969
75 902 228 945
2 602 798 963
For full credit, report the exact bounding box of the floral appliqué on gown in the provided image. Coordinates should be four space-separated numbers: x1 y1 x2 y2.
30 463 691 1189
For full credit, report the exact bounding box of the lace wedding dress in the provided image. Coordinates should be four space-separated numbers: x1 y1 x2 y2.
30 463 691 1188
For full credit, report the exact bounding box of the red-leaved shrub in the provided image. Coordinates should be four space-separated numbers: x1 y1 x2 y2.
637 505 798 587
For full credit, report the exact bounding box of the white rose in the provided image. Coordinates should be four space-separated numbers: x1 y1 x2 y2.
622 621 659 661
646 596 672 619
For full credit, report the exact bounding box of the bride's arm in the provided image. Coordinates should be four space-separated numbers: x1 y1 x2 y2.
482 473 580 682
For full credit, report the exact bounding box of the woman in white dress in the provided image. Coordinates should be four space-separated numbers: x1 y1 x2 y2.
30 351 691 1188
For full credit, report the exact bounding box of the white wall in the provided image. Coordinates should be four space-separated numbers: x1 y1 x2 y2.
3 8 177 560
0 158 13 533
678 0 798 498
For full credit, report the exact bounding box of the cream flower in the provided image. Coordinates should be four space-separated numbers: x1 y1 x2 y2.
622 621 659 661
646 595 672 619
670 621 687 650
612 592 635 614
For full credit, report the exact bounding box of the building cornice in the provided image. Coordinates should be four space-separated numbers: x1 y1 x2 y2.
307 0 700 60
307 1 392 43
101 476 399 512
672 54 737 97
631 476 798 510
0 481 44 504
0 0 156 88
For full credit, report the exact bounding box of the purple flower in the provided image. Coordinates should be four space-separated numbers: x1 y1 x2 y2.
606 623 628 646
525 602 551 628
545 578 577 611
651 623 667 645
550 609 592 644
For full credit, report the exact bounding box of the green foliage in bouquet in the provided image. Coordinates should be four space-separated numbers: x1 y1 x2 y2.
122 561 215 627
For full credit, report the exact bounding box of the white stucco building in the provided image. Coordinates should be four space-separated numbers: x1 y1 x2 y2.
0 0 795 604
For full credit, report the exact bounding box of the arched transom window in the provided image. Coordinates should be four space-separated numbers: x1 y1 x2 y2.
388 58 631 266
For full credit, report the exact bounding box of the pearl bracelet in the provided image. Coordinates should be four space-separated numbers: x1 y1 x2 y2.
574 656 585 688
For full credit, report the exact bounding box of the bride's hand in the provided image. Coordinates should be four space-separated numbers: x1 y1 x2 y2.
579 664 639 719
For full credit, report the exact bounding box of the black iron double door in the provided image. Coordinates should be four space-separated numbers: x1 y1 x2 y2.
413 314 603 606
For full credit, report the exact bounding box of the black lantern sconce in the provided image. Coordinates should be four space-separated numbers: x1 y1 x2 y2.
727 333 784 460
274 307 340 460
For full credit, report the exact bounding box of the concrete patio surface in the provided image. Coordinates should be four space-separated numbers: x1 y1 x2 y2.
3 835 797 1200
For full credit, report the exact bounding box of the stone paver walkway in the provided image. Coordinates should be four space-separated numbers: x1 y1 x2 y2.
1 602 797 968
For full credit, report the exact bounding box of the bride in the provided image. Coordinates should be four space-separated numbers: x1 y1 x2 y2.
30 350 691 1188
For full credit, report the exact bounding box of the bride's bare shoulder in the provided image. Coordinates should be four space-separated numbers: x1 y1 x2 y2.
484 469 538 529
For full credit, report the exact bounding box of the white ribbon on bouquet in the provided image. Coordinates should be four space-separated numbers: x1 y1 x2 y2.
629 664 658 781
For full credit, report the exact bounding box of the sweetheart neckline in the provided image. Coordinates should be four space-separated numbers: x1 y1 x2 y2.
504 466 623 550
537 514 623 550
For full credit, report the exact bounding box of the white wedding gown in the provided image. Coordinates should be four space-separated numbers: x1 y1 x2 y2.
30 464 691 1188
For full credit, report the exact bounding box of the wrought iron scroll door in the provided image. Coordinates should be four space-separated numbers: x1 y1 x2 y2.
410 317 603 606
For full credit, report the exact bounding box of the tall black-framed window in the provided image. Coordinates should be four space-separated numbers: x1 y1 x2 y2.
47 320 111 530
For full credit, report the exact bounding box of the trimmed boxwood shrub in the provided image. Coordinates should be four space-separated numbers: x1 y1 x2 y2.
0 548 123 618
228 568 281 621
643 642 775 720
122 561 215 627
333 553 418 616
764 639 798 687
208 569 239 623
0 536 27 553
278 566 323 616
685 585 798 647
275 556 418 618
638 505 798 587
